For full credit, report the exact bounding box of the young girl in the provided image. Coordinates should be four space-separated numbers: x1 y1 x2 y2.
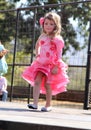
22 12 69 112
0 41 8 76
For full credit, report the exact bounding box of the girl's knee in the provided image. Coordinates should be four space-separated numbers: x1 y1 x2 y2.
45 83 51 90
34 80 40 87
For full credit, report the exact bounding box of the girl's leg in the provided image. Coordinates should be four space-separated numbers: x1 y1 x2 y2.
33 71 44 106
44 83 52 107
2 91 8 101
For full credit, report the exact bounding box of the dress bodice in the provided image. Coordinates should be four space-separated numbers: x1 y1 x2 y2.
36 35 64 65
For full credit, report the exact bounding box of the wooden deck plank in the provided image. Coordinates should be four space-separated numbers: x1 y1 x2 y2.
0 101 91 130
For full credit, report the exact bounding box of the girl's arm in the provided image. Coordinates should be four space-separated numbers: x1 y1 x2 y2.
0 49 9 58
35 40 39 57
51 36 64 74
56 36 64 60
35 34 44 57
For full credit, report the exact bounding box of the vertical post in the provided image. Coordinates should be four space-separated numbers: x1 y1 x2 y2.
10 10 19 101
84 20 91 109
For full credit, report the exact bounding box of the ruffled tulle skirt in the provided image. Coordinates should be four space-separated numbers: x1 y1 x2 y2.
22 60 69 95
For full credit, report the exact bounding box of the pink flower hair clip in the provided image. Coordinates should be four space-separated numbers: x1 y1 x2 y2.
39 17 44 26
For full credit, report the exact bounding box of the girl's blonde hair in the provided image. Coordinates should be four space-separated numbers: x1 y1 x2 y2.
42 12 61 36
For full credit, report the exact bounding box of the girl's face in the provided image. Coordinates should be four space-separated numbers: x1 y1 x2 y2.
43 18 55 35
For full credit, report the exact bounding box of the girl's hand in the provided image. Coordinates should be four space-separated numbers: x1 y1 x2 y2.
0 49 9 56
3 49 9 54
51 66 59 74
0 49 9 59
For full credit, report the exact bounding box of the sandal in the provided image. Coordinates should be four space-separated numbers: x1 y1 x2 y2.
41 106 52 112
28 104 37 109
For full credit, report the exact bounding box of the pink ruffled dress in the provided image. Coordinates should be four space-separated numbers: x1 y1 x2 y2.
22 35 69 95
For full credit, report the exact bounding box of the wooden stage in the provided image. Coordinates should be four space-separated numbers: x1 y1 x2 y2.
0 101 91 130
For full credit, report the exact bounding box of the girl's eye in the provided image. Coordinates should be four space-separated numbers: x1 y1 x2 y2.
44 22 48 25
44 23 54 26
50 23 54 26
